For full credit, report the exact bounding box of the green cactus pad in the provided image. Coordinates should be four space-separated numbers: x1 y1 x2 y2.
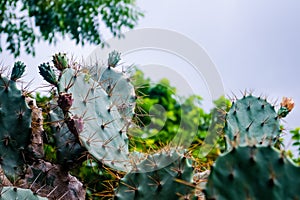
90 51 136 120
58 68 130 171
0 187 47 200
114 150 194 200
224 95 281 149
100 66 136 120
50 105 86 168
205 146 300 200
0 76 31 180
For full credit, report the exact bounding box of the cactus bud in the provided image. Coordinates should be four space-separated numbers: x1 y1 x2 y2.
57 92 73 112
66 115 84 137
108 50 121 68
10 61 26 81
52 53 68 71
278 97 294 118
38 63 57 85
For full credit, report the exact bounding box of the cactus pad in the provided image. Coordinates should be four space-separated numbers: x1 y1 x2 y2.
224 95 281 148
58 68 130 171
0 187 47 199
0 75 31 180
114 150 194 199
205 145 300 200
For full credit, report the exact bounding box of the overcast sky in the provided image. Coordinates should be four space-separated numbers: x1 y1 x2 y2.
136 1 300 129
1 1 299 150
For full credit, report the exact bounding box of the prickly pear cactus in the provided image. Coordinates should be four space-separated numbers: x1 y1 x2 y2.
0 187 47 200
99 64 136 120
204 145 300 200
49 105 86 167
57 68 131 171
92 50 136 120
0 64 32 180
114 150 195 200
224 95 281 149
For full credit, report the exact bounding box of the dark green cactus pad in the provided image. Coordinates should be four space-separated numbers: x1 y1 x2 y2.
49 105 86 168
114 150 195 200
0 76 31 180
224 95 281 149
0 187 47 200
205 146 300 200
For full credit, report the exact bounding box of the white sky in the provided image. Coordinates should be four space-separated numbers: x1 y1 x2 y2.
1 1 299 151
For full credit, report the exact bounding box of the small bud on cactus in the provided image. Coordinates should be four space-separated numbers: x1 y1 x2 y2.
10 61 26 81
57 92 73 112
52 53 68 71
278 97 295 118
38 63 58 85
108 50 121 68
66 115 84 137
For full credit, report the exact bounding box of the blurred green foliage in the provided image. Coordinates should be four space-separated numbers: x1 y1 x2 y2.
130 70 230 168
0 0 143 57
290 127 300 165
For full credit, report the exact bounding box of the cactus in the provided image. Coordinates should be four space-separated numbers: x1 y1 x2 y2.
0 186 47 200
52 53 68 71
99 64 136 121
114 149 195 200
37 51 137 170
49 105 86 168
204 145 300 200
38 63 58 86
0 68 32 180
278 97 294 118
224 95 281 149
26 98 44 159
56 68 131 171
10 61 26 81
108 50 121 68
90 51 136 121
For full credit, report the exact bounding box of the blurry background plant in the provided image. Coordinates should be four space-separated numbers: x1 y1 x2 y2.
130 70 230 167
0 0 143 57
288 127 300 165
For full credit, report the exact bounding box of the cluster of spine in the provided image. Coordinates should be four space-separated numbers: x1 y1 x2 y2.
205 94 298 200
